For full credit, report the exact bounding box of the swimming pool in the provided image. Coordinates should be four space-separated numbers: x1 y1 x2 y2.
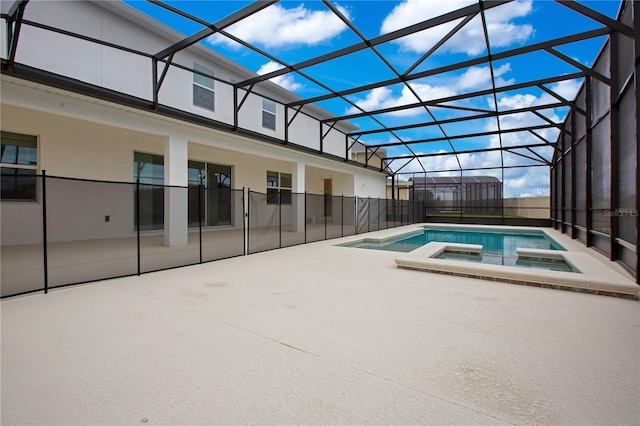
342 227 565 255
373 226 637 298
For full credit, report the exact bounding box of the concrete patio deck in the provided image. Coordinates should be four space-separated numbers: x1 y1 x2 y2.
2 226 639 425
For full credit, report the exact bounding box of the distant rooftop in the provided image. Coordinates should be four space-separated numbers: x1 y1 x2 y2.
412 176 501 184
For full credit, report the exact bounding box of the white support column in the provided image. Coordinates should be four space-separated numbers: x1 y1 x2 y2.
292 162 305 232
164 135 188 246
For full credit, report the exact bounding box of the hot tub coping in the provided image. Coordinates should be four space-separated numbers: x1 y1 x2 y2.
395 242 639 300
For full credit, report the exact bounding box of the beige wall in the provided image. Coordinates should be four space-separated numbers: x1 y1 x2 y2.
1 78 389 244
2 105 163 181
352 152 384 170
1 78 387 194
0 109 324 241
305 165 354 197
0 104 368 244
503 196 550 218
305 166 355 220
2 104 358 195
386 185 412 201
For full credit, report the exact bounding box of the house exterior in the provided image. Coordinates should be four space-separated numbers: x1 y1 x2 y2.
350 142 387 171
0 0 389 250
386 179 412 201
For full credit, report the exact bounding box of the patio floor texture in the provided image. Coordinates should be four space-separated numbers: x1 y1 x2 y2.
1 226 639 425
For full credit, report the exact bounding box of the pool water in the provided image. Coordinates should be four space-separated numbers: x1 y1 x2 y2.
343 227 565 255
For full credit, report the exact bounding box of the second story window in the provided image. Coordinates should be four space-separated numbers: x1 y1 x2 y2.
262 98 276 131
193 63 215 111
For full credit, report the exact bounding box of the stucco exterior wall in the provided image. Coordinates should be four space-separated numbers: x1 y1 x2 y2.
305 166 354 197
354 172 388 199
0 0 388 246
288 112 321 152
0 82 386 245
10 1 353 157
2 104 164 181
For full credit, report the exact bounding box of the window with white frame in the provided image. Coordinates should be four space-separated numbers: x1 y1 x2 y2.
262 98 276 131
193 63 215 111
266 171 291 205
1 131 38 201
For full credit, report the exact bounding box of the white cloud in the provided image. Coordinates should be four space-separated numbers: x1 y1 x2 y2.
385 79 581 196
394 150 549 197
483 78 581 117
354 77 580 197
256 61 303 91
392 150 502 178
346 63 514 115
350 87 394 112
380 0 533 56
538 78 583 103
346 83 457 116
495 93 538 110
208 4 350 49
456 63 513 91
440 83 567 196
487 87 565 149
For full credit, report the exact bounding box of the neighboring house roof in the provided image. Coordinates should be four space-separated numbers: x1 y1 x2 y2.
412 176 502 184
386 180 412 187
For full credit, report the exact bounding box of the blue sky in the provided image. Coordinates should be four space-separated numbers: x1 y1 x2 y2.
126 0 622 197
